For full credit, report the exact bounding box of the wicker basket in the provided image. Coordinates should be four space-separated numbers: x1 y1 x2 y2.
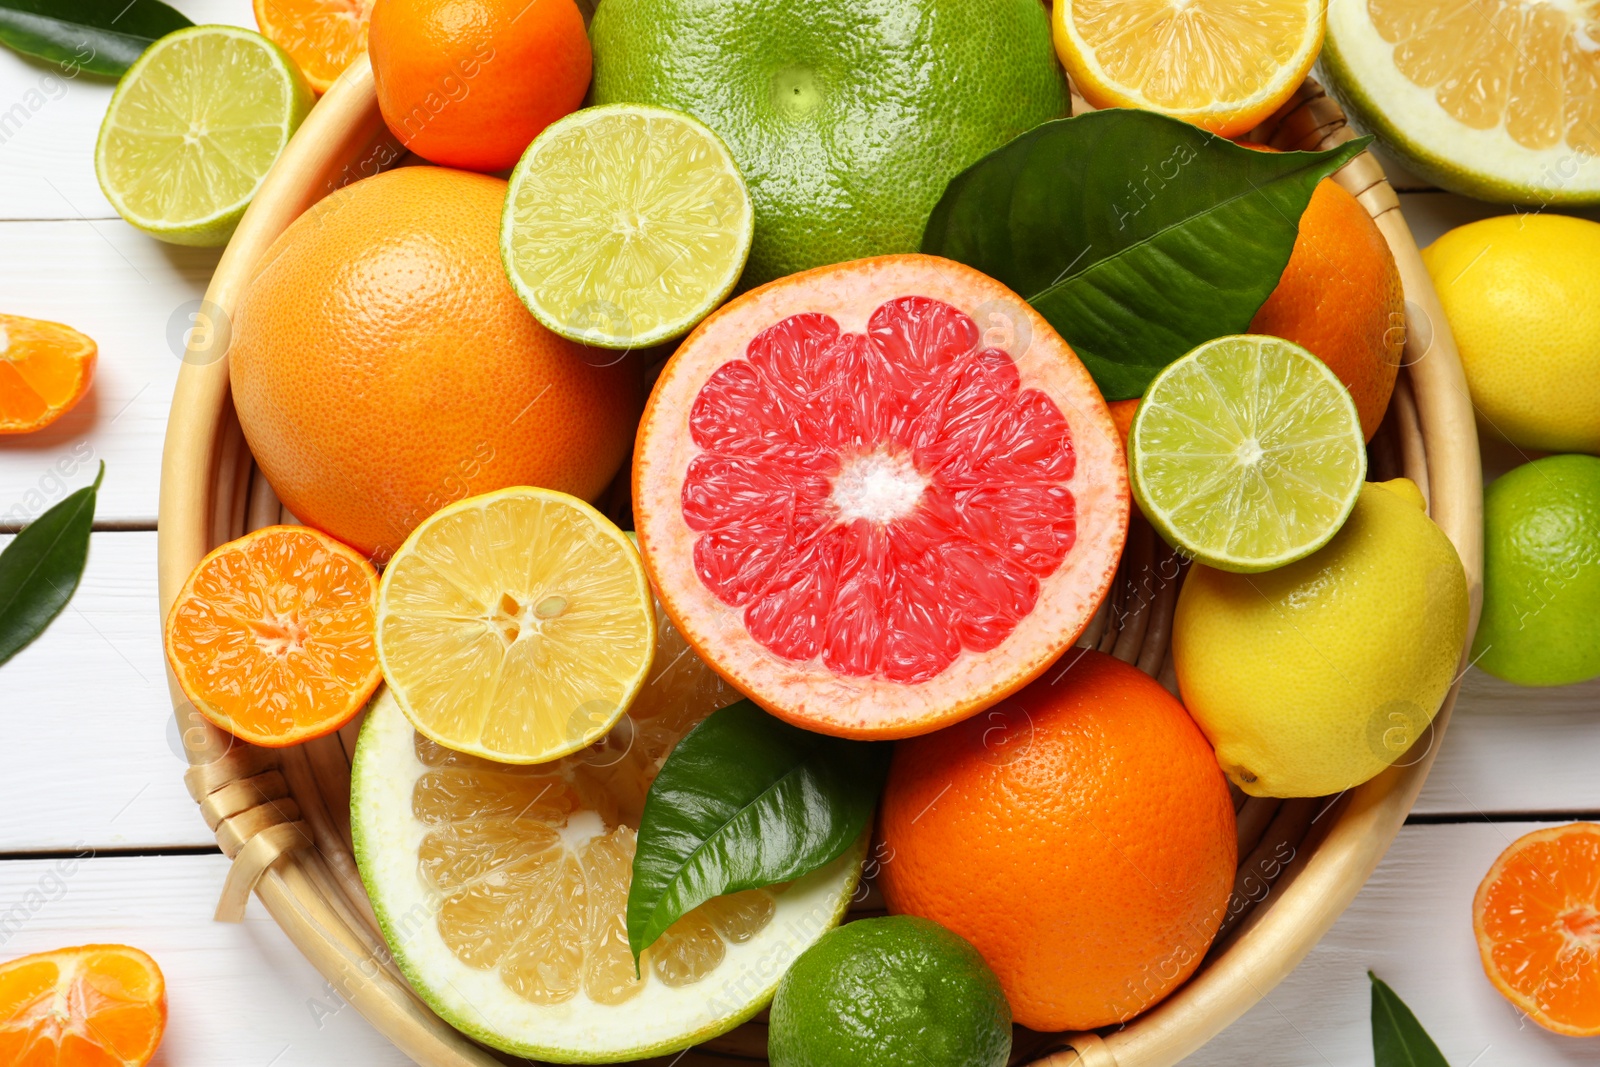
156 59 1483 1067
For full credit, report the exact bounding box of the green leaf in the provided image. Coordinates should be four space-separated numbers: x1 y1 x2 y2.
626 699 887 962
0 462 103 668
1371 972 1451 1067
0 0 191 77
921 109 1371 400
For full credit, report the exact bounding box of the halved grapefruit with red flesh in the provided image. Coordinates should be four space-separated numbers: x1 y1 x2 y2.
633 255 1129 738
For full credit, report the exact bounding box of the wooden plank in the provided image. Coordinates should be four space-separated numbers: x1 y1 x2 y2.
0 0 255 221
0 221 220 528
0 532 214 851
1190 821 1600 1066
0 853 413 1065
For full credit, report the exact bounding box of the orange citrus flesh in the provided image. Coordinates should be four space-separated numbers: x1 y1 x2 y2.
634 255 1128 740
165 525 382 747
254 0 373 94
0 315 96 435
411 596 779 1003
1053 0 1324 137
1369 0 1600 156
1474 822 1600 1036
0 945 167 1067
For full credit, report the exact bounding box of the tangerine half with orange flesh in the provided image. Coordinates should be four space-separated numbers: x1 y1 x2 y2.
165 525 382 747
0 315 96 435
0 945 166 1066
1474 822 1600 1036
633 254 1129 739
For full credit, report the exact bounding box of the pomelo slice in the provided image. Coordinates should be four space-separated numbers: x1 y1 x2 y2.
354 596 864 1062
632 254 1129 739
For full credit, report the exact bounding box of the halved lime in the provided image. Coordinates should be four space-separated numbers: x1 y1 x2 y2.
95 26 313 247
501 104 753 349
1129 335 1367 573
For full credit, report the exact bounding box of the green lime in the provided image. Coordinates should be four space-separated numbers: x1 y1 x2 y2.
768 916 1011 1067
1473 454 1600 687
1129 334 1367 573
502 104 753 349
96 26 312 247
590 0 1068 286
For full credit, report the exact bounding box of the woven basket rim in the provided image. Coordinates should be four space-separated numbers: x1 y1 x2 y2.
154 59 1484 1067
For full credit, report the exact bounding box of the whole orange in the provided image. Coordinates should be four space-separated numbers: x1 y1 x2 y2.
368 0 591 172
1250 176 1404 441
877 649 1236 1032
230 166 640 562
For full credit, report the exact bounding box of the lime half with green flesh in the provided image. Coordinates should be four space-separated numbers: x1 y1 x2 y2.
95 26 312 247
1130 334 1367 573
501 104 753 349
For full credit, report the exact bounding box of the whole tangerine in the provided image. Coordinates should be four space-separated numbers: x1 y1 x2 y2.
369 0 591 172
877 648 1237 1032
230 166 640 562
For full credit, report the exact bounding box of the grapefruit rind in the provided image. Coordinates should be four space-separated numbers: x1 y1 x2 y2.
633 255 1129 739
351 688 866 1063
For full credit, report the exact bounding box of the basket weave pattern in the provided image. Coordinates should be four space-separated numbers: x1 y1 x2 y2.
156 63 1483 1067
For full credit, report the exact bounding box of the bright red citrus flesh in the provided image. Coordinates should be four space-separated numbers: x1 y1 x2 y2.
635 254 1128 738
684 297 1078 684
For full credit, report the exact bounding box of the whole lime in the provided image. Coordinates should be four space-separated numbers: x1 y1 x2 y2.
1473 455 1600 687
590 0 1068 286
768 916 1011 1067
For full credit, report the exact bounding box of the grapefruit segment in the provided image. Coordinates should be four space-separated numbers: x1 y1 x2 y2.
635 255 1128 738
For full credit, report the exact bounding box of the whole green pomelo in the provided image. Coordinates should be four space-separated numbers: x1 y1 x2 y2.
590 0 1069 286
1473 454 1600 687
768 915 1012 1067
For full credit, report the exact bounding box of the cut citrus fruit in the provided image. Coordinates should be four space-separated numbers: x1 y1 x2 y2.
1474 822 1600 1036
376 487 655 765
352 603 864 1061
254 0 373 94
1052 0 1324 137
1129 335 1366 573
1325 0 1600 204
502 104 754 349
0 944 167 1066
632 254 1130 739
95 26 313 247
0 315 96 435
165 525 382 747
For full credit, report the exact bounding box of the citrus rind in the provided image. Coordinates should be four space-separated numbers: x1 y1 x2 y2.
351 688 866 1063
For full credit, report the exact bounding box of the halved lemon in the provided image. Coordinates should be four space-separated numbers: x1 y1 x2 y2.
353 598 865 1062
1052 0 1325 137
501 104 753 349
376 487 655 765
1324 0 1600 204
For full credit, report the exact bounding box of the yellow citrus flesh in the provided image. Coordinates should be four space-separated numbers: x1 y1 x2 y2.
1053 0 1324 137
377 487 655 764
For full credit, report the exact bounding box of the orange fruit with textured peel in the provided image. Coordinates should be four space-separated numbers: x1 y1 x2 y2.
0 945 167 1066
0 315 95 435
633 254 1129 739
254 0 373 94
1052 0 1324 138
1474 822 1600 1036
165 525 381 747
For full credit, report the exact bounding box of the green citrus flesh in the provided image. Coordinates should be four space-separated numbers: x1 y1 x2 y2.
95 26 312 247
769 916 1011 1067
352 688 865 1064
1473 454 1600 687
502 105 753 349
590 0 1068 286
1129 335 1367 573
1322 1 1600 205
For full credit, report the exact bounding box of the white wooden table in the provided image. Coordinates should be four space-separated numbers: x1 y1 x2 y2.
2 5 1598 1064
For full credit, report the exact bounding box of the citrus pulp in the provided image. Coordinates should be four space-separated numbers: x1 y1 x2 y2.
253 0 372 93
0 316 96 435
0 945 166 1066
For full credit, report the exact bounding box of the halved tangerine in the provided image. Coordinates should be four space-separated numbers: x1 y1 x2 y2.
1473 822 1600 1036
0 944 167 1066
0 315 96 435
633 254 1129 738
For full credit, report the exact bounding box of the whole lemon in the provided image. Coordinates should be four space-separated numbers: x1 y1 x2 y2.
1173 480 1469 798
1422 214 1600 455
